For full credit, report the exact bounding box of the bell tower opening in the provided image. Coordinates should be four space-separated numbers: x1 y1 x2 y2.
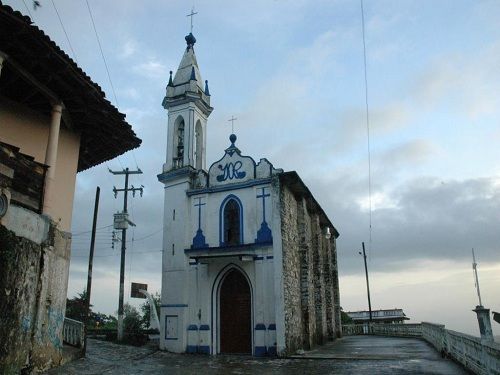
194 120 203 170
173 116 185 169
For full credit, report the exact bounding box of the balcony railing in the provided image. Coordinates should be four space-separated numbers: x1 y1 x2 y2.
63 317 84 348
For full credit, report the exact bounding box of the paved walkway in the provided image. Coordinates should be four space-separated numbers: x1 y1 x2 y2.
47 336 468 374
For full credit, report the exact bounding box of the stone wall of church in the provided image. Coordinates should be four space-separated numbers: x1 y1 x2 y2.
279 184 340 355
279 185 303 353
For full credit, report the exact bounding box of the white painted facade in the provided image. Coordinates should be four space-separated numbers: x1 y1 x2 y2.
158 33 340 356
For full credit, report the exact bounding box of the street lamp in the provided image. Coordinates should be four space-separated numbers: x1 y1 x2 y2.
359 242 373 323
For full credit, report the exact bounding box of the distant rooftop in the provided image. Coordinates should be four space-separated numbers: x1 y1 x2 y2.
347 308 409 323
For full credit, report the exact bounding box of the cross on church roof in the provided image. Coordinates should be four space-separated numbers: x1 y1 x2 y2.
186 7 198 34
228 116 237 133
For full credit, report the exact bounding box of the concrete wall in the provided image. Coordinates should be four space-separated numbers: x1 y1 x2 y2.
0 98 80 231
0 204 71 374
279 184 339 355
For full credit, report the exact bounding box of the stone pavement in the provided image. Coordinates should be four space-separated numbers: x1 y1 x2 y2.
47 336 468 374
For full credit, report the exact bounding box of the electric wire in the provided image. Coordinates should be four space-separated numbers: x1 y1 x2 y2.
85 0 119 107
21 0 34 19
71 249 162 258
50 0 78 62
360 0 373 262
72 224 113 236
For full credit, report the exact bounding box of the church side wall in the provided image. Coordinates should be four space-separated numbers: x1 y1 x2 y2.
279 184 340 355
279 186 303 354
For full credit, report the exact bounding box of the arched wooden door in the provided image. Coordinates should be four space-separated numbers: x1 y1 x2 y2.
219 269 251 354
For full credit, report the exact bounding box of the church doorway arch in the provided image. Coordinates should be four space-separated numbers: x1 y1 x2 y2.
218 268 252 354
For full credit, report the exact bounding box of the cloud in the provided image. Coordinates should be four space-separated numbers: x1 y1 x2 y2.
120 39 137 58
410 42 500 119
132 59 168 79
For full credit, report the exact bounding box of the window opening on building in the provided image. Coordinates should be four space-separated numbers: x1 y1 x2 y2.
224 199 240 245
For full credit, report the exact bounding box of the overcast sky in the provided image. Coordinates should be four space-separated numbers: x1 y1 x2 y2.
6 0 499 337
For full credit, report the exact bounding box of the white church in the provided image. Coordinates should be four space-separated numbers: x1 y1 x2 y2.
158 31 342 356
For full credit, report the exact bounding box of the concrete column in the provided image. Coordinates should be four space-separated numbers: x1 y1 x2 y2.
473 306 493 342
43 103 63 215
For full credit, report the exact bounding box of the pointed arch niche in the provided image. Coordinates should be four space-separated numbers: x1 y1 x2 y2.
173 115 185 168
194 120 203 170
211 264 253 355
219 195 244 246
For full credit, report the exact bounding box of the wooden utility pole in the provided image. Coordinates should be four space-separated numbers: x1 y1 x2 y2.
361 242 372 322
84 186 100 354
109 167 143 341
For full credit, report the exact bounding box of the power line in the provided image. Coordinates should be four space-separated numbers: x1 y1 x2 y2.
71 249 162 258
85 0 119 107
50 0 78 62
21 0 34 19
360 0 373 260
72 224 113 237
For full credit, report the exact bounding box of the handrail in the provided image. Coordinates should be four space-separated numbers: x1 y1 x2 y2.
63 317 84 348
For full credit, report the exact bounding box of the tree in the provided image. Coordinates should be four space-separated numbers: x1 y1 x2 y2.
123 303 142 333
340 307 353 325
65 290 89 323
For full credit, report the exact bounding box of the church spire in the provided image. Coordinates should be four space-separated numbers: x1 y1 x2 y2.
161 29 213 173
162 32 211 114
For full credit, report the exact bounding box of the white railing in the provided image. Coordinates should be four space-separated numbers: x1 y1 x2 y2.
342 324 365 336
422 322 500 375
342 322 500 374
371 323 422 337
63 317 84 348
342 323 421 337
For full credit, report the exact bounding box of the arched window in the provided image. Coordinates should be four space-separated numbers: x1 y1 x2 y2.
194 120 203 170
219 195 244 247
223 199 241 245
173 116 185 168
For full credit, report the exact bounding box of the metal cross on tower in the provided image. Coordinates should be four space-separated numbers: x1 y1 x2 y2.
186 7 198 33
228 116 237 133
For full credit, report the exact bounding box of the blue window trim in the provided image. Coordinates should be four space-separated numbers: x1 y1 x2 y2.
219 194 244 246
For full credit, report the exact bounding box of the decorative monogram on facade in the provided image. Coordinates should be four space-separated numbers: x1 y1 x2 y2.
216 161 246 182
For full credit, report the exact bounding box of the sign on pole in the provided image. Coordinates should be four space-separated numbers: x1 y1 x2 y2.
131 282 147 298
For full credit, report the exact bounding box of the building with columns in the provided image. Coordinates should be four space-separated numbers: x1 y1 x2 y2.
158 32 341 356
0 4 140 373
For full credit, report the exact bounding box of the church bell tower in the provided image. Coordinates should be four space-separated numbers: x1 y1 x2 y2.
158 31 213 353
162 32 213 172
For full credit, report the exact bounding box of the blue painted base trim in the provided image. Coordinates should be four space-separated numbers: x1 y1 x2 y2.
267 346 277 356
255 221 273 244
186 345 197 353
198 345 210 354
255 346 267 357
192 228 209 249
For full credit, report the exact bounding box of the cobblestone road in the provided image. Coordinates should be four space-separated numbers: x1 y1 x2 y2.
48 336 468 374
